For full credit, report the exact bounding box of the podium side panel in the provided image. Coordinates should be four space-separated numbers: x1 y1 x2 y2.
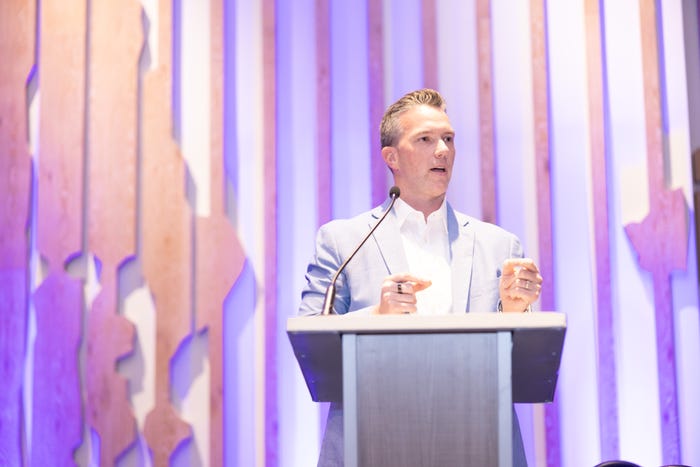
512 327 566 403
288 332 343 401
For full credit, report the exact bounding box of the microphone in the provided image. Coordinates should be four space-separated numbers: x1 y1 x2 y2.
321 186 401 315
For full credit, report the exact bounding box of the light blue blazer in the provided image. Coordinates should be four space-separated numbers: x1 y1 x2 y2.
298 199 529 467
299 199 524 316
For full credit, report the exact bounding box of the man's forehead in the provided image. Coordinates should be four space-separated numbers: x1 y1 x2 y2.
401 110 454 134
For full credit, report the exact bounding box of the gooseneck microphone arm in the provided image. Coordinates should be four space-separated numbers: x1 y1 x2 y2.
321 186 401 315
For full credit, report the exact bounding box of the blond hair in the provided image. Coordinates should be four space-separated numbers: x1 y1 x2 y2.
379 88 447 148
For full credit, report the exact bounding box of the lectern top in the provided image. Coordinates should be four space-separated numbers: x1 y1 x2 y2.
287 311 565 334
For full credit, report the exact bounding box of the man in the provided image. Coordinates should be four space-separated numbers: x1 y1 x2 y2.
299 89 542 466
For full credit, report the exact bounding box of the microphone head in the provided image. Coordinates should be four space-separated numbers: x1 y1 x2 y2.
389 186 400 199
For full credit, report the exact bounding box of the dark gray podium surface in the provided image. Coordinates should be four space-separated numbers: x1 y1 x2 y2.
287 312 566 467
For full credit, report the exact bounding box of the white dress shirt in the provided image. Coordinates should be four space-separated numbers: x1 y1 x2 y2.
393 198 453 315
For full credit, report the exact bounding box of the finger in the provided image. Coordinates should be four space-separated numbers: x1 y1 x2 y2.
386 273 431 286
399 280 432 294
503 258 538 274
500 274 517 288
382 290 417 305
513 269 540 285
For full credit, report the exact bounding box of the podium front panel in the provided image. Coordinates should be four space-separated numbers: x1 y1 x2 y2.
343 332 513 467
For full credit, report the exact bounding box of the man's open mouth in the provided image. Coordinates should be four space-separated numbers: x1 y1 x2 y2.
431 167 446 172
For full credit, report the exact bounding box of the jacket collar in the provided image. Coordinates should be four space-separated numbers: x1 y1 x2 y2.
370 199 475 313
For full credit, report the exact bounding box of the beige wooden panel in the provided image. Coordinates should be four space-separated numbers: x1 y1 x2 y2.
584 0 619 460
85 0 143 463
140 1 194 463
368 0 387 204
193 0 246 464
316 0 332 225
422 0 438 90
623 2 686 463
476 0 497 224
529 0 560 464
32 0 87 464
0 5 35 464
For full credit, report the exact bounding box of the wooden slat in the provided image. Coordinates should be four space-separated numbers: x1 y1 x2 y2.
368 0 387 205
625 4 686 464
194 0 247 464
262 0 279 464
422 0 438 90
316 0 332 226
476 0 497 224
32 0 86 463
0 0 34 463
631 1 686 462
529 0 560 465
85 1 142 463
584 0 619 459
141 0 194 463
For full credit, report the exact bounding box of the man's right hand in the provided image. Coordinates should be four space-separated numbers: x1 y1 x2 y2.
373 273 432 314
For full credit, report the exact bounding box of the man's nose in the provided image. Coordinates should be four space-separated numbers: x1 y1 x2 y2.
435 139 449 157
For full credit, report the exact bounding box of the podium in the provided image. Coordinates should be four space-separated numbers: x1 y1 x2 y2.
287 312 566 467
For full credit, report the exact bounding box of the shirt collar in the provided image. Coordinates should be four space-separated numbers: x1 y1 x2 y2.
393 197 448 232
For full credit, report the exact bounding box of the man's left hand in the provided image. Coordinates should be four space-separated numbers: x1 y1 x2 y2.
499 258 542 312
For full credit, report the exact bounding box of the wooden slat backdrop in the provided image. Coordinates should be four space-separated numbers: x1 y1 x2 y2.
0 1 698 466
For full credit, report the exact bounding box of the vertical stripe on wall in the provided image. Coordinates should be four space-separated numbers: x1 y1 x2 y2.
32 0 86 464
530 0 560 465
263 0 279 464
0 1 34 465
315 0 333 436
194 0 247 464
476 0 497 224
368 0 387 205
316 0 332 225
421 0 438 90
141 0 194 462
85 0 141 463
585 0 620 460
623 1 687 464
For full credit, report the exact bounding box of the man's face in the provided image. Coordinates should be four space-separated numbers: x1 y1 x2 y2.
387 104 456 205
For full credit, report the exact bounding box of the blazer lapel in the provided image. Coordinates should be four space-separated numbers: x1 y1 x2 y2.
370 202 409 275
447 204 474 313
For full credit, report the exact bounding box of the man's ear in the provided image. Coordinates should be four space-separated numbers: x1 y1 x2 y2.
382 146 398 171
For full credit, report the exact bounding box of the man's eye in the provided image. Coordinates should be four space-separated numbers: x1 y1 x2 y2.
443 136 453 143
419 136 430 142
